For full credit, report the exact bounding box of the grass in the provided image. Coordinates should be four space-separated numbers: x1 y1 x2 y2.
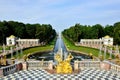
63 36 114 59
16 45 53 58
0 45 15 50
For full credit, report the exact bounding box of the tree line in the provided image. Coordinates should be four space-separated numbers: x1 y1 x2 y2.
62 22 120 45
0 21 56 45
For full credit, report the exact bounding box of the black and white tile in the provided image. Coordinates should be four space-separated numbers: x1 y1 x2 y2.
1 68 120 80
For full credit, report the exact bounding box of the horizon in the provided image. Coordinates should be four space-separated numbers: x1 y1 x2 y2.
0 0 120 31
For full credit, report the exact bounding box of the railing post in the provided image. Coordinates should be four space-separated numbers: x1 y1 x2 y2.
100 61 111 70
22 62 28 70
74 61 79 70
16 63 23 71
0 68 3 77
48 61 53 70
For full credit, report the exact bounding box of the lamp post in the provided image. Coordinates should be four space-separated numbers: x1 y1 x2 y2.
104 46 107 60
99 44 102 57
2 44 6 54
16 45 19 59
10 46 15 64
20 45 23 58
110 48 112 59
10 47 13 58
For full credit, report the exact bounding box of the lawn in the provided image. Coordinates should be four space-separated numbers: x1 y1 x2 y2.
15 45 53 58
63 36 114 59
0 45 15 50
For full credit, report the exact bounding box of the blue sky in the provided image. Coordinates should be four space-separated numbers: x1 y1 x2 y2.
0 0 120 31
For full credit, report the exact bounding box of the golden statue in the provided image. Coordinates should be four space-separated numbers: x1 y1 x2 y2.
55 53 73 74
23 53 30 62
23 55 27 62
3 55 7 65
11 57 15 64
0 55 7 65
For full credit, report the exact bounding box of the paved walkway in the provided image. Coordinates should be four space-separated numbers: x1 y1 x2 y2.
1 68 120 80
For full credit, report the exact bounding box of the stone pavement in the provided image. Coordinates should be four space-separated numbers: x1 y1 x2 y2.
1 68 120 80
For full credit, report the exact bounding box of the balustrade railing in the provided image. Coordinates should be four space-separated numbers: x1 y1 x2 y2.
27 61 53 70
103 61 120 74
74 61 101 70
74 60 120 74
111 64 120 74
0 62 22 76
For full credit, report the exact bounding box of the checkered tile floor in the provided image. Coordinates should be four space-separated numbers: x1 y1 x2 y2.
1 68 120 80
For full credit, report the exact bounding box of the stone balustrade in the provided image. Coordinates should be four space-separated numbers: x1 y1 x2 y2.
0 62 22 77
27 61 53 70
0 59 120 77
74 60 100 70
103 61 120 74
0 44 41 56
111 64 120 73
74 60 120 75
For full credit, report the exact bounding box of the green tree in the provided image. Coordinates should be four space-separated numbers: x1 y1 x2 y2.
0 21 56 45
113 22 120 45
26 24 36 38
91 24 104 39
0 21 9 44
0 22 5 44
14 23 27 38
104 25 113 37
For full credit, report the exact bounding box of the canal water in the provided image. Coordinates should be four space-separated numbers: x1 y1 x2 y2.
29 33 91 61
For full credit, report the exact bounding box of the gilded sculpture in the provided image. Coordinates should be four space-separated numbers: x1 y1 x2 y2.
55 53 73 74
0 55 7 65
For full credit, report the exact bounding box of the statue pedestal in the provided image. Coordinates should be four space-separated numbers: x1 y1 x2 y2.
0 69 3 77
48 61 53 70
22 62 28 70
100 62 111 70
74 61 79 70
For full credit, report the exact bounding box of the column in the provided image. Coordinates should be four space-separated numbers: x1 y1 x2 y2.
82 41 84 45
85 41 86 45
18 41 20 46
97 41 99 46
93 41 94 46
89 41 90 47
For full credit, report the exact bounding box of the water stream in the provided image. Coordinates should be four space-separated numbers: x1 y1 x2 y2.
53 33 68 60
29 33 91 61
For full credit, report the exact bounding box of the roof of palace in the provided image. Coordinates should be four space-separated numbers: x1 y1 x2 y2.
16 39 39 41
9 35 15 38
80 39 102 41
104 35 111 39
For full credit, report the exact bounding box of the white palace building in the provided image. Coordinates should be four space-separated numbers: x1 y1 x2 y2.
77 35 113 48
6 35 40 46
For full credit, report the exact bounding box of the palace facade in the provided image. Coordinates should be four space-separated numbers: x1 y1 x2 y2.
78 35 113 48
6 35 40 46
